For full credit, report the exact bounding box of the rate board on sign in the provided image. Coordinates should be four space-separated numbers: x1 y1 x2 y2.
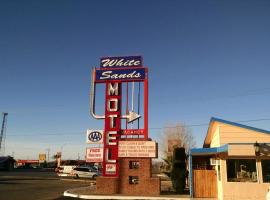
118 141 157 158
86 148 103 163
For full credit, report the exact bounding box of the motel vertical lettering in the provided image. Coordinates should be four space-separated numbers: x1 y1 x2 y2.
103 82 121 176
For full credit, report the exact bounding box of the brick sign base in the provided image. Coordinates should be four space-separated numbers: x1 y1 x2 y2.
119 158 160 196
96 176 119 194
95 158 160 196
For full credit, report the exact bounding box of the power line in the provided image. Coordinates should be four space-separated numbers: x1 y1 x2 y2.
8 132 85 136
6 117 270 137
176 87 270 103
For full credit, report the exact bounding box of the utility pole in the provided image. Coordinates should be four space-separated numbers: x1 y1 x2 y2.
0 112 8 155
45 148 50 163
60 143 67 159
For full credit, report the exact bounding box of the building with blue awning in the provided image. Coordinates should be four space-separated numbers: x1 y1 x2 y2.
189 117 270 199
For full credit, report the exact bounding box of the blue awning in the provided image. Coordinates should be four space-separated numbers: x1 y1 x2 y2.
190 144 228 156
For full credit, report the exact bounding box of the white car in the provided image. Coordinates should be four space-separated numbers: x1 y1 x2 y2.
56 165 76 176
70 167 99 179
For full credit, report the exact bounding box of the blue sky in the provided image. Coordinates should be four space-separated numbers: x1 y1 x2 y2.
1 0 270 160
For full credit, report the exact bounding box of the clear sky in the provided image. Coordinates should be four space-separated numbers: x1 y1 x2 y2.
1 0 270 160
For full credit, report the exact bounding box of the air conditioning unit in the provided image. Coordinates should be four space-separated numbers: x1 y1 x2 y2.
210 158 220 166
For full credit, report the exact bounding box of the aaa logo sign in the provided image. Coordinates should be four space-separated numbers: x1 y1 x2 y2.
86 129 103 144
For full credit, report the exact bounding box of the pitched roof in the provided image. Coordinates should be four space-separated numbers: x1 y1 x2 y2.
203 117 270 147
211 117 270 135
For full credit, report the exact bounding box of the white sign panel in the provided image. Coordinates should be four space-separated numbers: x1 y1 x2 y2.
118 141 157 158
86 148 103 163
86 129 103 144
105 164 116 174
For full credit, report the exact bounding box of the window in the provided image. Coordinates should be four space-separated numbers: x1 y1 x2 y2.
226 159 257 182
262 160 270 183
129 161 140 169
129 176 139 184
74 167 89 172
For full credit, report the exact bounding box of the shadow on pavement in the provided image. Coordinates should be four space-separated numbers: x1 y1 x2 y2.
53 196 80 200
0 181 25 185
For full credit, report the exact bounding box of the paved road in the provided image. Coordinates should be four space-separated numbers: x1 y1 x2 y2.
0 169 90 200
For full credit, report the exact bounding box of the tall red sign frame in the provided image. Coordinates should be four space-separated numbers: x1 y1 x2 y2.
92 57 148 177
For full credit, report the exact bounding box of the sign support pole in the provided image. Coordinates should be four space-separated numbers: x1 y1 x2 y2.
144 69 148 138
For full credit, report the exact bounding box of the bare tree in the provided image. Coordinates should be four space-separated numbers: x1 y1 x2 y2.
162 123 196 157
160 123 196 190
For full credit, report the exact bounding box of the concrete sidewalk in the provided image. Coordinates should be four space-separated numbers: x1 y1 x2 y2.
63 185 216 200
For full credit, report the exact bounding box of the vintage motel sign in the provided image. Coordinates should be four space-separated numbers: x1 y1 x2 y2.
90 55 149 177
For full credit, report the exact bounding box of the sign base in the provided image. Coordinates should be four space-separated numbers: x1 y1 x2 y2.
96 176 119 194
95 158 160 196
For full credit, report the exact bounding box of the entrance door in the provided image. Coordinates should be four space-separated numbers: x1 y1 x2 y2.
193 169 217 198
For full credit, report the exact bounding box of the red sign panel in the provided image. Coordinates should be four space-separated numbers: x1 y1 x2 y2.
103 82 121 176
121 129 145 135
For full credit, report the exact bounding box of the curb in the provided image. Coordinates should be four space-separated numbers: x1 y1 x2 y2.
60 178 95 183
63 187 191 200
0 176 59 181
63 191 186 200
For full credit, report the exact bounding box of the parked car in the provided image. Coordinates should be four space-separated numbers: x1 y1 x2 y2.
55 166 63 173
70 167 100 179
55 165 76 176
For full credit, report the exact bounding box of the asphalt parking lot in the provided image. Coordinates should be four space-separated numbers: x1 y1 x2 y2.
0 169 90 200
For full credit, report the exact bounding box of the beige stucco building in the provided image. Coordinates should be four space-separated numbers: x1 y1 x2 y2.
190 117 270 200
